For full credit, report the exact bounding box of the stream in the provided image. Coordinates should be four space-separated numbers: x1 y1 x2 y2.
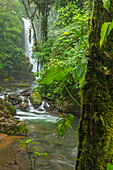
0 82 79 170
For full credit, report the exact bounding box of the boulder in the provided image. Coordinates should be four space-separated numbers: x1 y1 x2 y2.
20 89 30 96
0 98 16 116
0 98 28 135
30 92 41 108
44 102 56 111
8 94 22 105
19 102 29 111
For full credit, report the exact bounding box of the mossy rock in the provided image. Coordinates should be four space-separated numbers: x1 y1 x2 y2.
16 83 30 87
0 98 16 116
7 105 16 116
1 120 28 135
0 98 28 135
30 92 41 108
7 122 28 135
0 86 2 92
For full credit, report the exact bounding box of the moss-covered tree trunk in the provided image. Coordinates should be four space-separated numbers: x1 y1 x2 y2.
75 0 113 169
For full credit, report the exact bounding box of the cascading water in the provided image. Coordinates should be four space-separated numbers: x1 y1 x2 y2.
23 18 37 73
0 82 79 169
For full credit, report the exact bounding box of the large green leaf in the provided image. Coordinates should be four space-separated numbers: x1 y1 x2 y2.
40 66 73 84
100 22 109 49
72 58 88 83
56 114 74 137
108 20 113 35
100 21 113 49
24 138 33 144
102 0 110 12
107 163 113 170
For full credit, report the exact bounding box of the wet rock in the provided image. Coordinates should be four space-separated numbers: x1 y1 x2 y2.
24 98 29 103
19 102 29 111
0 98 28 135
38 108 45 112
0 117 5 122
8 94 22 105
0 98 16 116
20 89 30 96
30 92 41 108
44 102 56 111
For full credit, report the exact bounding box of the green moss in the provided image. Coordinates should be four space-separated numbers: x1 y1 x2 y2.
17 124 28 135
7 123 28 135
0 86 2 92
75 0 113 169
30 92 41 108
16 83 30 87
7 105 16 116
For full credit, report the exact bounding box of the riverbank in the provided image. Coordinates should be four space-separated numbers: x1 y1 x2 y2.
0 134 26 170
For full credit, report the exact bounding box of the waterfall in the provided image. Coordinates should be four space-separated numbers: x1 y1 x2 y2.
23 18 37 73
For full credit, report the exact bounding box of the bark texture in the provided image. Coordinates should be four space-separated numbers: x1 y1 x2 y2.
75 0 113 169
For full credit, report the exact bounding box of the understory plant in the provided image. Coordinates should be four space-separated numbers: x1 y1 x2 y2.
17 138 47 170
107 163 113 170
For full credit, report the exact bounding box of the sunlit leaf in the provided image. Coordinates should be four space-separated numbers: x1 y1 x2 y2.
100 22 109 48
72 58 88 85
24 138 33 144
108 20 113 35
32 147 40 151
100 21 113 49
107 163 113 170
40 153 47 156
19 143 26 148
56 114 74 137
102 0 110 12
40 66 73 84
30 142 40 145
34 151 40 156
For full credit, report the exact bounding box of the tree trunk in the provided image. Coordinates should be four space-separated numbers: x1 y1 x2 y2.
75 0 113 169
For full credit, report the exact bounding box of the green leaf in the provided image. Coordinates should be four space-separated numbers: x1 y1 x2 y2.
100 21 113 49
102 0 110 12
100 115 105 126
40 66 73 84
56 114 74 137
30 142 40 145
100 22 109 48
40 153 47 156
108 20 113 35
24 138 33 144
72 58 88 85
19 143 26 148
34 151 40 156
67 114 74 125
17 139 24 143
107 163 112 170
32 147 40 151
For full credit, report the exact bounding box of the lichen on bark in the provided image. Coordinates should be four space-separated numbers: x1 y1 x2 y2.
75 0 113 169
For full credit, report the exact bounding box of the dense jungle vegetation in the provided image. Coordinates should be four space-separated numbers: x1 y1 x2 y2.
0 0 33 81
0 0 113 169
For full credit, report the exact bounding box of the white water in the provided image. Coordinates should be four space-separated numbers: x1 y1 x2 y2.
23 18 37 73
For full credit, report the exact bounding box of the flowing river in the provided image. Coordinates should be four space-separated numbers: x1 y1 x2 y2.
0 83 79 170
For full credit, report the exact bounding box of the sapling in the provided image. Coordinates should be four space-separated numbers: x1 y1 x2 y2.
17 138 47 170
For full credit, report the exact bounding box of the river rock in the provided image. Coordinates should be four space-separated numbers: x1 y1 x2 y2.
19 102 29 111
44 101 56 111
8 94 22 105
0 98 28 135
20 89 30 96
0 98 16 116
30 92 41 108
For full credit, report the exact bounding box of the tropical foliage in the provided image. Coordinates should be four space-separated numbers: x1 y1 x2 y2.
34 2 88 110
0 0 31 80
